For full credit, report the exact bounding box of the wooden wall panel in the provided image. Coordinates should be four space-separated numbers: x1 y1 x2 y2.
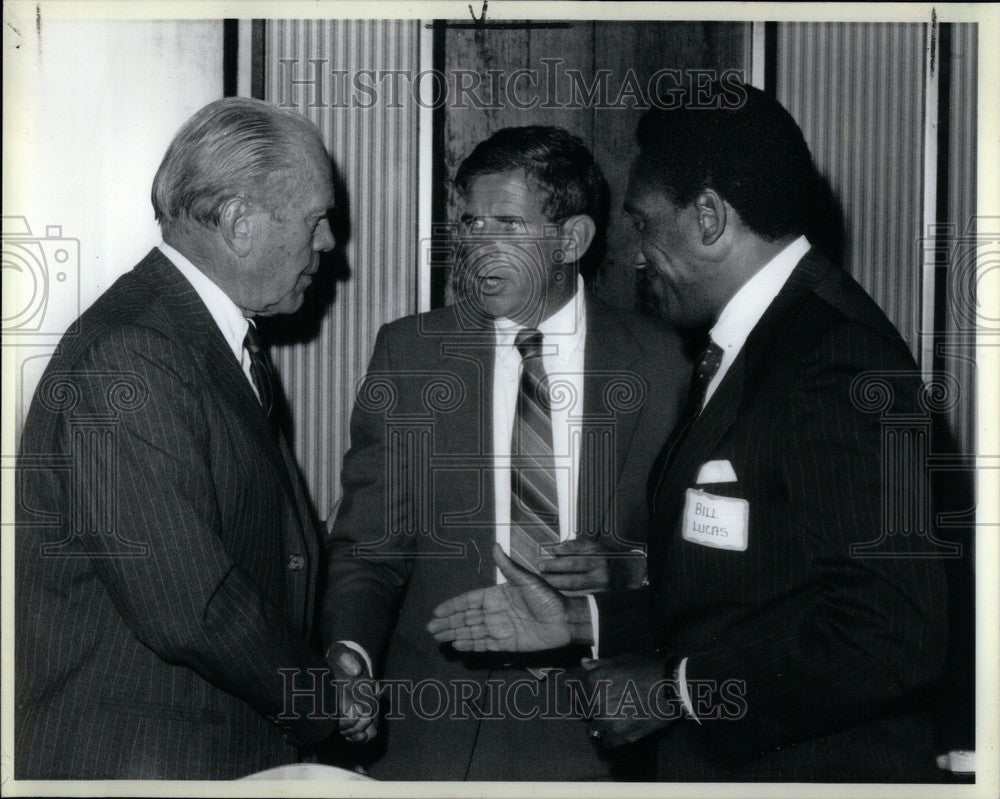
441 21 750 310
590 22 749 309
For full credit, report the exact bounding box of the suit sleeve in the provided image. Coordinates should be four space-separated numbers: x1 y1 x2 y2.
321 325 415 669
678 321 947 756
593 587 658 656
73 329 337 746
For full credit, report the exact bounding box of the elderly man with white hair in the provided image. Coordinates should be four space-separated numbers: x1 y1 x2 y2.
15 97 373 780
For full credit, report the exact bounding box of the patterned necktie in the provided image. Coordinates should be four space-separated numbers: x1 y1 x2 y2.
647 337 725 505
243 322 276 420
508 329 560 574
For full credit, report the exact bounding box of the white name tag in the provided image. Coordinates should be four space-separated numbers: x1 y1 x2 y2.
681 488 749 551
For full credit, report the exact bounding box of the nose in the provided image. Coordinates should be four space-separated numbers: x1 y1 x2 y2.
633 250 648 270
314 218 336 252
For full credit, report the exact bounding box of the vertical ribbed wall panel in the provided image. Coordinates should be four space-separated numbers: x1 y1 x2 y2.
944 24 977 456
264 20 419 519
776 23 925 357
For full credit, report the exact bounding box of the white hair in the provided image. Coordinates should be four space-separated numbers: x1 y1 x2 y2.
151 97 317 234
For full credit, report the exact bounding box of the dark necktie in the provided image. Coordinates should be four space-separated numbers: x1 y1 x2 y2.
244 322 276 420
647 337 725 506
508 329 561 574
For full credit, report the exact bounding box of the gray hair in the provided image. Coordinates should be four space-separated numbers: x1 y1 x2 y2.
151 97 315 233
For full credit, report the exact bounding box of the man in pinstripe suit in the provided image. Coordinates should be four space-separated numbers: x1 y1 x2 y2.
430 83 949 782
15 98 369 779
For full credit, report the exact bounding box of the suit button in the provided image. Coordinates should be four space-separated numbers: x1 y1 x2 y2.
287 554 305 571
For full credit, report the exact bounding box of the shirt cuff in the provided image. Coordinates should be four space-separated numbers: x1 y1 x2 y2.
585 594 600 659
334 640 373 677
676 656 700 724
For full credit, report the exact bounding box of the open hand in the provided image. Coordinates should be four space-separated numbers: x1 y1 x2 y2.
428 544 579 652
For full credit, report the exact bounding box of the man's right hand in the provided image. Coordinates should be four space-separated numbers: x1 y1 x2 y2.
427 544 593 651
325 643 378 744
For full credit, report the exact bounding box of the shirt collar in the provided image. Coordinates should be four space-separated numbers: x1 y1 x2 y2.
709 235 811 354
494 275 587 363
158 242 250 364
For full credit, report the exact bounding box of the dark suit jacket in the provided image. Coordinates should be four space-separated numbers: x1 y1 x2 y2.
322 295 688 780
596 250 949 781
15 249 337 779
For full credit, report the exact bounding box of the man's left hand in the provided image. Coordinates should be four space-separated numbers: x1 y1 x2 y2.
582 653 680 748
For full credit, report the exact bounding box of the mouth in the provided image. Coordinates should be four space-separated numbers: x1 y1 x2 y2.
472 265 517 296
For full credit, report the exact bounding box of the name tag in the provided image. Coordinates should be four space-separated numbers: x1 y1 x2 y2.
681 488 749 551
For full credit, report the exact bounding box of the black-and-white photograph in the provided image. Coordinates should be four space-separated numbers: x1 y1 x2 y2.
3 1 997 796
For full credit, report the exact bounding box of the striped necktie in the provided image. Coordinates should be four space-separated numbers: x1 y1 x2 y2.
508 328 561 573
243 322 276 420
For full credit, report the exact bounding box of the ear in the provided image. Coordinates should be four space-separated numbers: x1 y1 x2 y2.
218 197 257 257
694 189 727 246
559 214 597 263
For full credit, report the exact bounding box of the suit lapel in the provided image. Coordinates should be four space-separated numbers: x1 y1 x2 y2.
427 307 498 586
577 298 644 538
653 353 745 523
135 249 302 515
276 430 318 633
652 249 835 525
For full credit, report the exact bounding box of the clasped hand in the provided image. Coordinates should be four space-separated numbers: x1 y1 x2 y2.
325 643 379 744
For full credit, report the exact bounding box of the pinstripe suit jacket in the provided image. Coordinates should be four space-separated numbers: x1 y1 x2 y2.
596 250 948 781
321 296 689 780
15 249 337 779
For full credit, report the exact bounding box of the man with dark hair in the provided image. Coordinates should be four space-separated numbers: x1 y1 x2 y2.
430 85 948 782
16 97 364 779
453 126 610 285
322 125 688 780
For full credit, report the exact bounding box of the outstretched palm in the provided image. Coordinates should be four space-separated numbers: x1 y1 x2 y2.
428 544 572 652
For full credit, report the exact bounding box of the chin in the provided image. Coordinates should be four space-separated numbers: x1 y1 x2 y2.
261 294 305 317
467 292 510 320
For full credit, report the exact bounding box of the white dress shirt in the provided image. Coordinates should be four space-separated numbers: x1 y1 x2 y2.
491 279 601 660
158 243 259 400
702 235 811 408
492 277 587 582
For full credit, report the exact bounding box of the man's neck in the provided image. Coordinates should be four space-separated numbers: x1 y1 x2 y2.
707 234 799 327
163 230 246 316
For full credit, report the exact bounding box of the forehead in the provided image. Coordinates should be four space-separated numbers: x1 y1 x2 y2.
460 170 547 218
625 162 677 217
